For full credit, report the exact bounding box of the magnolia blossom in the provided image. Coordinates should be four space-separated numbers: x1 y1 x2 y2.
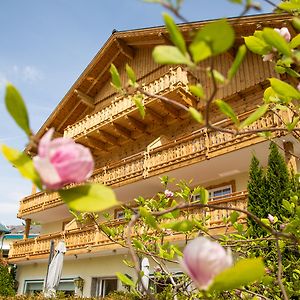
263 27 291 62
297 82 300 92
33 128 94 190
274 27 291 42
180 237 233 290
164 189 174 198
262 53 274 62
267 213 275 224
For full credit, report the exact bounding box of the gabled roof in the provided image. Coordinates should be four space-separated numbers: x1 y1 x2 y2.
30 13 292 151
0 223 10 234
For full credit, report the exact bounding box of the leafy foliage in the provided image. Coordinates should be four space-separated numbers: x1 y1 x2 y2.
0 263 15 297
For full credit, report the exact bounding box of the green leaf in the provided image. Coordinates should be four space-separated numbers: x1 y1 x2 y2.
133 94 145 119
230 211 239 224
152 45 194 66
189 107 203 123
239 104 268 129
193 187 209 204
110 64 122 90
269 78 300 100
125 64 136 85
262 28 291 57
227 45 247 80
59 183 119 212
189 40 211 63
189 84 205 99
193 20 234 55
161 220 194 232
290 34 300 49
244 36 270 55
208 69 225 83
263 87 279 103
215 99 239 125
292 17 300 32
1 145 42 190
132 238 144 250
282 199 293 214
139 207 158 229
287 116 300 132
5 83 31 136
210 258 265 291
116 272 135 287
163 13 186 54
279 2 300 12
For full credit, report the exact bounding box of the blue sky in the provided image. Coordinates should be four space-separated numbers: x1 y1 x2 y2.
0 0 277 225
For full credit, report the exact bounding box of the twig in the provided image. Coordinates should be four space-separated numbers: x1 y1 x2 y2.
275 238 289 300
237 288 272 300
125 213 156 300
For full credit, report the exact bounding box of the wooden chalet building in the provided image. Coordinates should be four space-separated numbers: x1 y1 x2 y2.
8 13 300 296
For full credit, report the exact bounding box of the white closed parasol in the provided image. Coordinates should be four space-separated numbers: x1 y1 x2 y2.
44 241 67 297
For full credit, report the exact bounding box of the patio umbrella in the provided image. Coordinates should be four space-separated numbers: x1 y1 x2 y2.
141 257 150 292
44 241 67 297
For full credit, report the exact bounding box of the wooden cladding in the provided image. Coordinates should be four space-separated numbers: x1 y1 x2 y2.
10 191 248 261
18 110 289 219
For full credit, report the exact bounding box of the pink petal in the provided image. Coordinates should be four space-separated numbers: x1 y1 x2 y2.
38 128 55 158
33 156 63 190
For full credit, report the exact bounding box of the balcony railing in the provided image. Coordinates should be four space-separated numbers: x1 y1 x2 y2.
18 110 289 218
10 191 248 261
63 67 190 139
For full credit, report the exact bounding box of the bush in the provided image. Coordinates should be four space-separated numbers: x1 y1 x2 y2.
0 262 15 297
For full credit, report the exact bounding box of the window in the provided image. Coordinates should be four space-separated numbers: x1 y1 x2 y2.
91 277 118 297
115 209 125 220
24 279 75 295
193 182 234 202
209 185 232 199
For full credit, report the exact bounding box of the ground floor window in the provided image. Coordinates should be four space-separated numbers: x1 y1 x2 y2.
91 277 118 297
24 278 75 295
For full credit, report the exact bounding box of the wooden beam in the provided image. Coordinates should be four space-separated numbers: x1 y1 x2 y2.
158 100 182 119
57 102 81 131
84 136 107 152
125 116 147 132
98 130 120 146
147 107 164 124
74 89 95 109
158 32 172 45
115 38 135 60
176 90 197 107
87 51 120 94
112 123 135 140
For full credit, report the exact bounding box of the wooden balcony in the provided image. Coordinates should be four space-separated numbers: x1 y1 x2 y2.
63 67 194 147
10 191 248 262
18 109 288 219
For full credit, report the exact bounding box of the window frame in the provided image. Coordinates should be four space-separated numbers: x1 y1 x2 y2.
90 276 118 297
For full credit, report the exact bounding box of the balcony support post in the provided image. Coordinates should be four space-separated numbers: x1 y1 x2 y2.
283 141 297 173
23 219 31 240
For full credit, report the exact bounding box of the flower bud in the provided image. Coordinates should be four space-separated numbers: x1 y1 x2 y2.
33 128 94 190
267 214 275 224
274 27 291 42
164 189 174 198
180 237 233 290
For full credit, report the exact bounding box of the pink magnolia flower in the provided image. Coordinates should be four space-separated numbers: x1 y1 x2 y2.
267 213 275 224
297 82 300 92
262 53 274 62
180 237 233 290
33 128 94 190
164 189 174 198
274 27 291 42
